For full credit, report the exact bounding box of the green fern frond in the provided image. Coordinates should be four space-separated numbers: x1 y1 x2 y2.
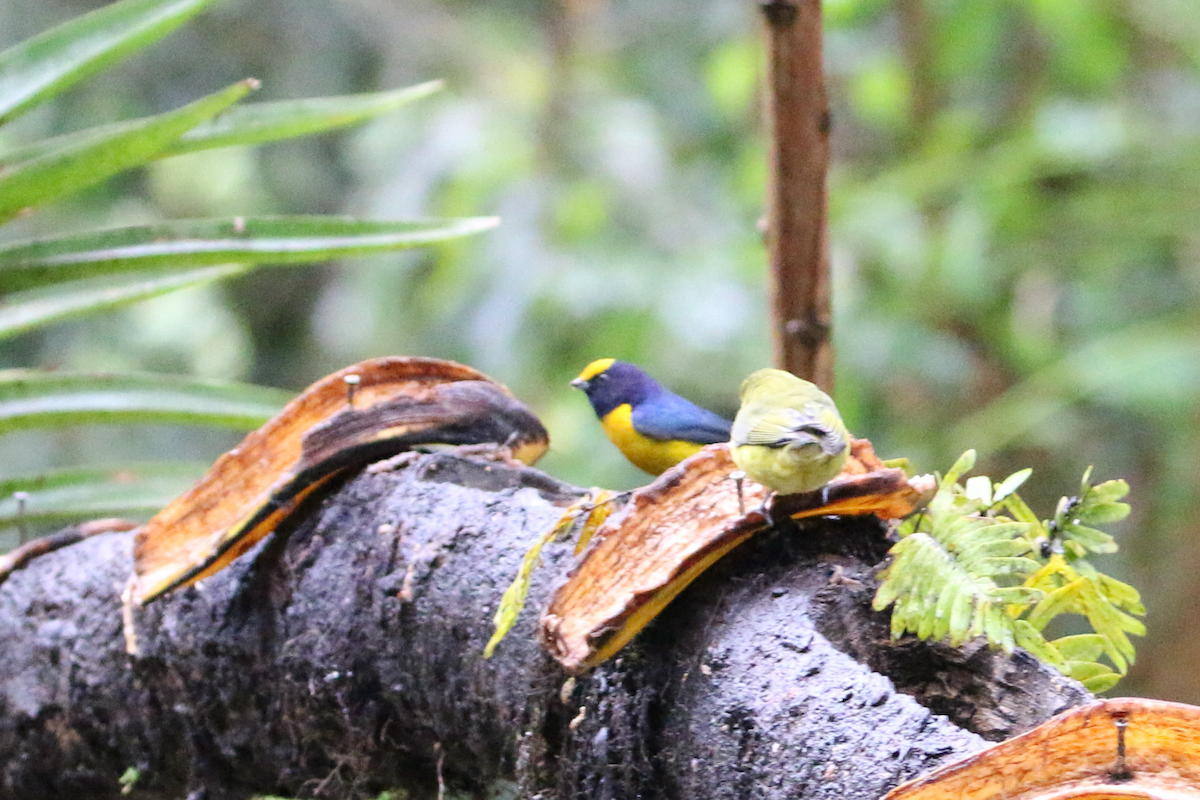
1045 472 1131 559
1023 556 1144 672
874 451 1143 691
874 527 1038 650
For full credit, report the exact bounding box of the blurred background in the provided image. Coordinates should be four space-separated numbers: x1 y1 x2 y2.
1 0 1198 699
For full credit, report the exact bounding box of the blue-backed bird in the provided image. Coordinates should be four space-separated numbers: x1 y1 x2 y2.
730 368 849 499
571 358 732 475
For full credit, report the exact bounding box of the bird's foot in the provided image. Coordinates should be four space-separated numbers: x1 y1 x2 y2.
759 491 777 518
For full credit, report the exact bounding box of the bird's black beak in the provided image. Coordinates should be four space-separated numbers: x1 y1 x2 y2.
570 377 587 390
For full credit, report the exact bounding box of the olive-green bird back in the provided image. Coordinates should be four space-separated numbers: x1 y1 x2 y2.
730 369 849 496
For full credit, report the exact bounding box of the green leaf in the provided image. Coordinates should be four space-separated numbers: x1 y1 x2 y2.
0 0 221 125
167 82 445 156
0 265 247 340
925 449 976 518
1064 658 1123 692
1026 578 1085 630
0 79 256 224
1087 479 1130 505
118 766 141 795
1014 620 1063 666
1062 661 1115 682
964 475 991 506
2 83 445 165
1097 573 1145 615
1000 491 1041 525
1079 672 1122 693
1079 466 1095 493
485 523 558 659
881 456 915 475
1080 575 1146 637
981 603 1014 652
991 468 1032 505
1051 633 1107 662
952 522 1032 559
0 370 290 433
990 586 1042 604
1075 502 1131 525
978 556 1042 576
1028 574 1142 673
1063 525 1117 554
0 216 500 293
881 456 1141 691
928 578 960 642
0 462 203 527
947 582 974 640
485 493 621 658
942 449 976 488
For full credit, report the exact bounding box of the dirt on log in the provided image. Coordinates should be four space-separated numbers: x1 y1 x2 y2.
0 453 1089 800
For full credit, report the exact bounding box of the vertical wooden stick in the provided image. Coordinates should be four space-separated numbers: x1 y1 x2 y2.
760 0 833 389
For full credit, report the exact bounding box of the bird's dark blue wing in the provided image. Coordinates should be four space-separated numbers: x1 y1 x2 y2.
630 390 732 444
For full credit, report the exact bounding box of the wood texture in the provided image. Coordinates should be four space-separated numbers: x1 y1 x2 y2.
132 357 548 603
885 698 1200 800
761 0 834 386
0 518 136 588
541 439 933 673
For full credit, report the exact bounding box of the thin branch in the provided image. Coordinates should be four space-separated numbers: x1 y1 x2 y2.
760 0 833 387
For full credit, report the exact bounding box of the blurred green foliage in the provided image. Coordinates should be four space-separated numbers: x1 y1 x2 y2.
1 0 1198 699
0 0 497 536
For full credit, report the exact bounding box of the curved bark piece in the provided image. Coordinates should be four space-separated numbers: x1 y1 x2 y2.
885 698 1200 800
541 440 932 673
132 357 548 603
0 454 1085 800
0 518 136 587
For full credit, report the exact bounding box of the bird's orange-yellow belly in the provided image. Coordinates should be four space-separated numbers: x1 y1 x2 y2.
600 404 706 476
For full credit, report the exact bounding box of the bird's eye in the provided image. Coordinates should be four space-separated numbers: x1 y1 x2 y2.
595 373 608 382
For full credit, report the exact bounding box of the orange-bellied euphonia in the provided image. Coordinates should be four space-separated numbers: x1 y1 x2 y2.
571 358 732 475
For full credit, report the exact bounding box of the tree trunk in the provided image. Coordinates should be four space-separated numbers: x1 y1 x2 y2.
0 453 1089 800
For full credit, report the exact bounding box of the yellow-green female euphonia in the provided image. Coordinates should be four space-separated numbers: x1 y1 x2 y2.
572 358 732 475
730 368 849 496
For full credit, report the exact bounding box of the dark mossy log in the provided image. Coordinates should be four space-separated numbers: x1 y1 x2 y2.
0 454 1089 800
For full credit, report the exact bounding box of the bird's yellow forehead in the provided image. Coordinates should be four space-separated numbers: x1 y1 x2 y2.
576 358 616 382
